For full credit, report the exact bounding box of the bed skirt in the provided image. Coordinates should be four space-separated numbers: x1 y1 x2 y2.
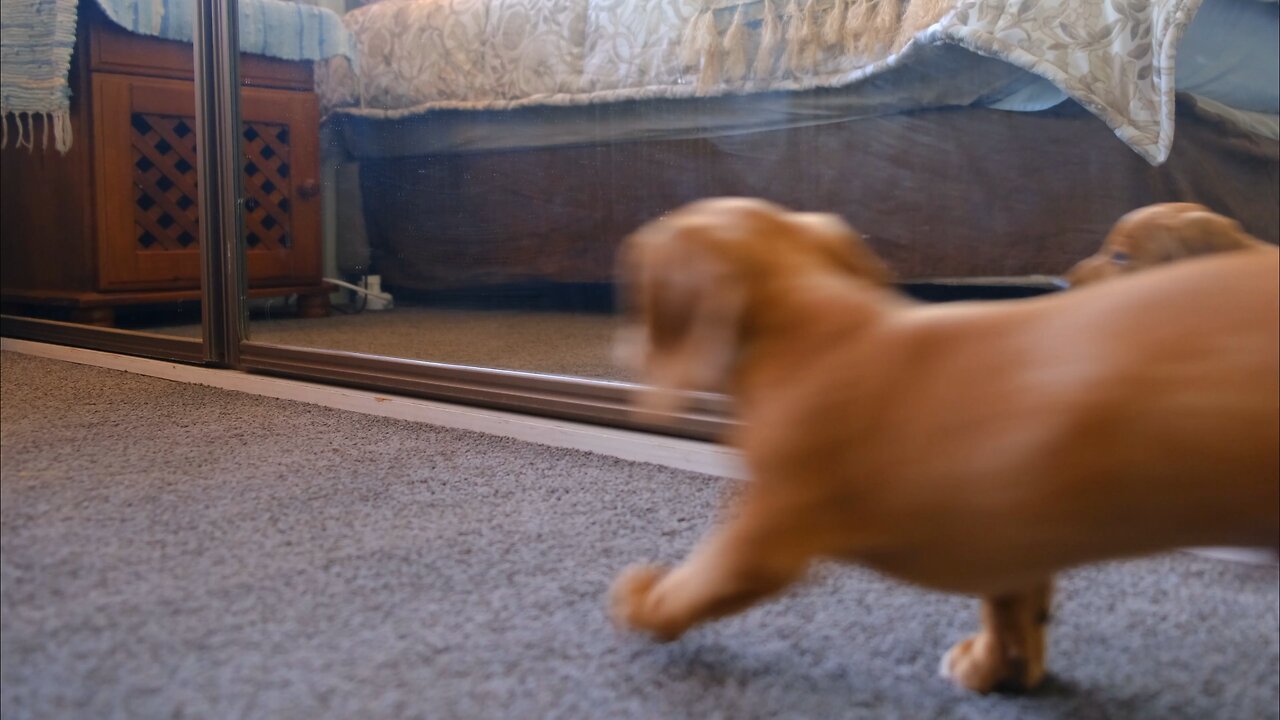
354 98 1279 293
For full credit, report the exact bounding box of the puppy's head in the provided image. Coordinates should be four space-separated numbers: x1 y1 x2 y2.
1064 203 1264 286
615 197 890 416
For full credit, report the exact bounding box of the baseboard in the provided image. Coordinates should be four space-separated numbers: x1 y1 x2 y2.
1 338 745 480
1185 547 1278 566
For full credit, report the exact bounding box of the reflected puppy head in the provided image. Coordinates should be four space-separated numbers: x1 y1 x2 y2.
615 197 890 415
1065 202 1268 286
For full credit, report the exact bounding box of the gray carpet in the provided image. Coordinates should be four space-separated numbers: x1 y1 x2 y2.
2 352 1277 720
157 307 626 380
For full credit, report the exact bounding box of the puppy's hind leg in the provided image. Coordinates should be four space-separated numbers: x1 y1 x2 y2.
610 500 813 642
941 579 1054 693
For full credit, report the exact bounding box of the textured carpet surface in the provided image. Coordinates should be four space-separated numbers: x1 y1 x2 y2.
1 352 1277 720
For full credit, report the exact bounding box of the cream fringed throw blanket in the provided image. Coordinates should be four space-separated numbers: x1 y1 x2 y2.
681 0 951 91
0 0 353 153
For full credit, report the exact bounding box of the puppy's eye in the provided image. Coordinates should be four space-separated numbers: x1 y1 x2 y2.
1110 250 1131 265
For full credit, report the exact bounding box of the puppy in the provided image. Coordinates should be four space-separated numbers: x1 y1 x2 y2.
609 198 1279 694
1065 205 1280 567
1064 202 1273 286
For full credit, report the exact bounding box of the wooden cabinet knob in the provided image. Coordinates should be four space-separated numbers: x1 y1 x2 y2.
297 179 320 200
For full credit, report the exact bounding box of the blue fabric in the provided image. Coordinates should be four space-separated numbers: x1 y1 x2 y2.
92 0 354 64
984 74 1068 113
988 0 1279 115
1177 0 1279 114
0 0 79 119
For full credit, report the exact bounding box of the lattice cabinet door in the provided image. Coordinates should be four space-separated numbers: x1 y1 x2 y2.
93 73 321 290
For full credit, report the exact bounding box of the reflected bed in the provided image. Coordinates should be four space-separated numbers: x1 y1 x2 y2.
319 0 1279 293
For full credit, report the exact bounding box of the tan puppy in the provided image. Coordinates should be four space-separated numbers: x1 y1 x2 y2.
1066 204 1280 568
609 198 1279 694
1064 202 1273 286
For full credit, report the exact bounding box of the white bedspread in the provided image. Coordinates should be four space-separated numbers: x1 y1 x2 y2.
319 0 1205 164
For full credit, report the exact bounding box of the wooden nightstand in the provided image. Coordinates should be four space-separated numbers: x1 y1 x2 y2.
0 3 330 325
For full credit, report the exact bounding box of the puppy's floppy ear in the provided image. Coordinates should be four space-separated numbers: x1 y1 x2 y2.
792 212 895 285
1160 210 1262 258
625 239 747 416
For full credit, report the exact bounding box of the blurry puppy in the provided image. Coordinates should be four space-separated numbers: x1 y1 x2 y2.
1064 202 1273 286
609 198 1279 694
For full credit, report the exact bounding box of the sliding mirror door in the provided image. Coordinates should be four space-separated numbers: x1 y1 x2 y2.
1 0 217 360
223 0 1276 435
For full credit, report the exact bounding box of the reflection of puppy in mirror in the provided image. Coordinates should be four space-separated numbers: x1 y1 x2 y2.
609 197 1279 694
1066 203 1280 567
1064 202 1274 286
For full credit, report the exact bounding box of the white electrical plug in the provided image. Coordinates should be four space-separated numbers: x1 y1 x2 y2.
362 275 393 311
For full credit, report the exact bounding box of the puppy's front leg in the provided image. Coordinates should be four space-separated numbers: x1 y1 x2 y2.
941 579 1053 693
610 508 811 642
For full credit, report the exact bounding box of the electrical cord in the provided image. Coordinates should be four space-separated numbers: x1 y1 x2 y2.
324 276 392 314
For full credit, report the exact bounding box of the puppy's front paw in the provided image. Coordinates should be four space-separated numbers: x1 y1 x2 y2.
940 634 1043 694
609 564 683 642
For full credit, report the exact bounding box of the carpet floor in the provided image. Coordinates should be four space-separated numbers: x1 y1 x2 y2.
1 352 1276 720
156 307 625 380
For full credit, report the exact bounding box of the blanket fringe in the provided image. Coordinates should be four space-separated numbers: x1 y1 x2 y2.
869 0 902 55
798 0 821 72
685 0 908 92
781 0 803 76
57 110 73 153
696 7 725 92
823 0 849 45
0 109 73 154
681 9 712 69
723 6 750 84
753 0 783 78
847 0 877 54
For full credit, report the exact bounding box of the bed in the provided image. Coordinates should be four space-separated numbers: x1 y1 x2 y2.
316 0 1279 293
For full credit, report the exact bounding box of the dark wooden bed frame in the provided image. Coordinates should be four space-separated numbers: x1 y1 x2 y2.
342 97 1278 296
